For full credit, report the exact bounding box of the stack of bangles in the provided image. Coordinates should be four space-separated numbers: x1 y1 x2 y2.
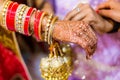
1 0 58 42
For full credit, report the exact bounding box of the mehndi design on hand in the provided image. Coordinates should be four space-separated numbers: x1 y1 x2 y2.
53 21 97 59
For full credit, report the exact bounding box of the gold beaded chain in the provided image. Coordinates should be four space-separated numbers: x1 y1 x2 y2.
44 14 53 42
47 16 58 45
38 12 47 41
2 0 12 29
15 4 27 34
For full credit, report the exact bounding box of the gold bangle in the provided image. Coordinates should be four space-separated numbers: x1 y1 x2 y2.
38 12 48 41
15 4 25 33
2 0 12 30
19 6 27 34
44 14 53 42
47 16 58 44
15 4 27 34
22 7 30 34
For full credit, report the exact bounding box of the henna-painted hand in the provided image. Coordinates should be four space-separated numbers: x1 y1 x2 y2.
53 21 97 59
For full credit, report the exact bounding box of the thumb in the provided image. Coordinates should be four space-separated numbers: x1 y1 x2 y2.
98 9 120 22
98 9 113 18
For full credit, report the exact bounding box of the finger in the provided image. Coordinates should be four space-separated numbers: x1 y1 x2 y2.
79 26 93 48
80 22 97 46
96 1 110 10
78 20 94 41
98 9 113 18
64 4 83 20
80 22 97 58
78 23 96 58
85 23 97 40
86 44 96 59
71 11 87 21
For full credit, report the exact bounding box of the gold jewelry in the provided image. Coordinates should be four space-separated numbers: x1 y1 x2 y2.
15 4 27 34
40 16 72 79
40 14 72 80
47 16 58 44
2 0 12 29
44 14 53 42
39 12 47 41
40 42 73 80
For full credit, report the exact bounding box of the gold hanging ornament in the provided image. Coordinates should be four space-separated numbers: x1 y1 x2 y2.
40 15 73 80
40 42 73 80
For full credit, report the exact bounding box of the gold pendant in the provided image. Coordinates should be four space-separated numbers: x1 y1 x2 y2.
40 42 73 80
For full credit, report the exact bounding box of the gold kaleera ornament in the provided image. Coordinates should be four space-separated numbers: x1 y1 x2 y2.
40 42 73 80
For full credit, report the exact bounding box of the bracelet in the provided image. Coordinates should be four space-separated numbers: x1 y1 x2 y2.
44 14 53 42
6 2 19 31
47 16 58 44
15 4 27 34
39 11 47 41
22 6 30 34
2 0 12 30
34 11 47 41
34 10 43 41
24 8 36 36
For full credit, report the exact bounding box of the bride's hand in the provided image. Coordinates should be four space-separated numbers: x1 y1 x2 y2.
53 21 97 58
64 3 114 33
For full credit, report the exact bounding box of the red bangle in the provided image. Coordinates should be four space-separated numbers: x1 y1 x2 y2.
8 2 19 31
6 2 14 30
24 8 35 36
34 11 44 40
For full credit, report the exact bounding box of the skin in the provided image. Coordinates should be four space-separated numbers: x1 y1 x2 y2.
97 0 120 23
0 0 97 57
41 16 97 58
35 0 54 14
53 21 97 58
64 3 114 33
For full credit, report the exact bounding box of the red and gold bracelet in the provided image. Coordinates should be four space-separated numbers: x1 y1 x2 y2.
34 10 43 40
6 2 19 31
3 1 35 35
22 7 30 34
2 0 12 30
39 11 48 41
34 10 47 41
15 4 27 34
24 7 36 36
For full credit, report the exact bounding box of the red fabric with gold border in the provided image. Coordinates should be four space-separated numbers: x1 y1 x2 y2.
0 42 29 80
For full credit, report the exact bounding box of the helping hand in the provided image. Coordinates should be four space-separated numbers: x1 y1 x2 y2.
97 0 120 23
64 3 114 33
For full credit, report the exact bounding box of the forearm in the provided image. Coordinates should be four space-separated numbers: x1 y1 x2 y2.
0 0 55 42
0 0 97 58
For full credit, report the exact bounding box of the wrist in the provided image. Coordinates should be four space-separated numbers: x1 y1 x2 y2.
108 21 120 33
104 19 114 32
41 15 48 31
